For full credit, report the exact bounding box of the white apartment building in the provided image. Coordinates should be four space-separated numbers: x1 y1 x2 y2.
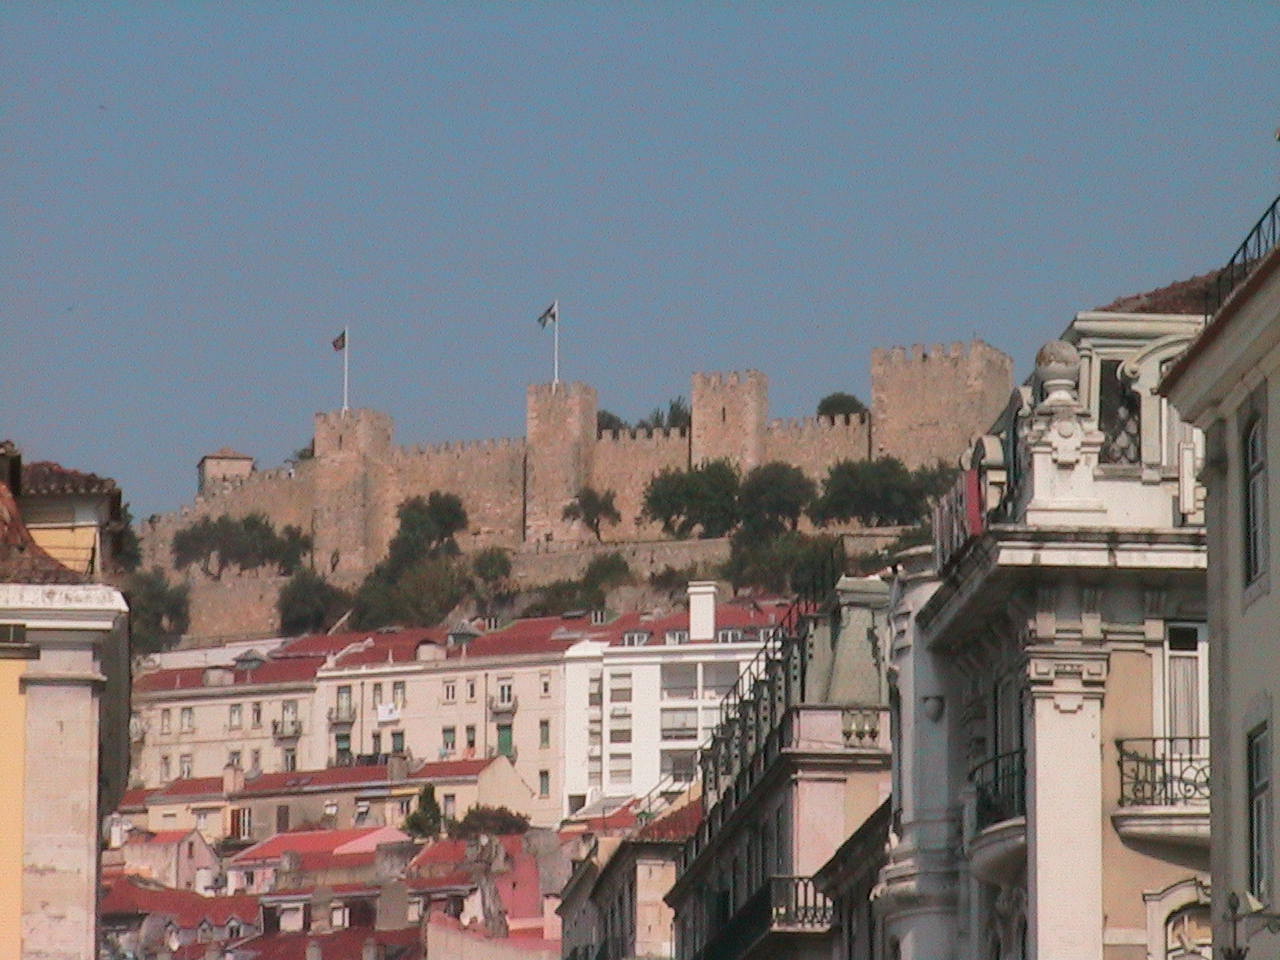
1163 191 1280 958
131 583 776 827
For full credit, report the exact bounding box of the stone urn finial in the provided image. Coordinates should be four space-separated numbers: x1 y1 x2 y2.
1035 340 1081 408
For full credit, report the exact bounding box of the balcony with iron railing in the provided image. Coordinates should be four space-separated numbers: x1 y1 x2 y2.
967 748 1027 886
687 875 834 960
488 693 519 717
1112 736 1210 850
272 717 302 740
327 703 356 726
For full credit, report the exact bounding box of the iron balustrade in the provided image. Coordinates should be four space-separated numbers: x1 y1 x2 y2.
970 748 1027 830
770 875 835 930
1116 737 1210 806
272 718 302 739
1205 192 1280 318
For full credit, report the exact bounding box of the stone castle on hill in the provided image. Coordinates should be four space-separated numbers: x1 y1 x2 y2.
140 340 1013 604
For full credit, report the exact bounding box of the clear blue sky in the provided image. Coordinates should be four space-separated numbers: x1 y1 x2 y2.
4 4 1278 517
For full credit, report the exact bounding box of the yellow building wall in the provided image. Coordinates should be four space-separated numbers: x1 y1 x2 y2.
0 658 27 959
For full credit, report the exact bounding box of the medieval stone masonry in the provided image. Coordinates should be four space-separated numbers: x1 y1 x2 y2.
140 344 1012 635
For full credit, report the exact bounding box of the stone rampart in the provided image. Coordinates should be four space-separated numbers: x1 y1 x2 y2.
588 428 689 541
870 340 1014 469
764 413 872 480
509 536 730 587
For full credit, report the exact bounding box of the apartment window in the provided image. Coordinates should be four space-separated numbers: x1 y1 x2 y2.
540 672 551 697
180 707 194 732
276 804 290 834
609 714 632 744
609 753 632 784
539 770 550 797
716 628 743 644
539 719 550 748
588 757 602 787
160 755 171 781
250 749 261 770
442 794 456 818
195 809 210 831
442 726 457 754
661 708 699 740
1099 358 1142 465
228 750 242 769
372 683 383 705
466 678 477 701
398 797 411 816
371 732 382 754
282 699 298 723
609 672 632 703
665 630 689 645
622 630 650 647
160 709 172 734
443 680 456 703
391 730 405 753
393 681 406 707
179 754 192 778
251 702 262 727
283 747 297 772
228 704 242 729
354 801 370 825
1249 724 1272 900
498 679 514 705
323 800 338 817
1166 624 1208 743
1245 413 1268 585
466 725 477 751
336 685 353 717
335 733 352 763
588 672 603 707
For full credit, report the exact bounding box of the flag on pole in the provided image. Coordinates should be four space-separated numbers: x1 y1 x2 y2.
332 330 347 351
536 301 558 328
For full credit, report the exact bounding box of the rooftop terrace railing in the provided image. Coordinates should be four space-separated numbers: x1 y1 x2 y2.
1205 192 1280 318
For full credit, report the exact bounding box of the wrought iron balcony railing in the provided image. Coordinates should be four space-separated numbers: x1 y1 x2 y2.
1117 736 1210 806
688 874 834 960
272 718 302 739
488 694 519 715
970 748 1027 831
1205 192 1280 318
327 703 356 725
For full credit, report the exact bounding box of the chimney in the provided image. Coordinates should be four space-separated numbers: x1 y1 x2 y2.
688 581 717 642
387 754 407 782
375 879 410 930
309 887 334 934
362 938 379 960
305 941 322 960
222 762 244 795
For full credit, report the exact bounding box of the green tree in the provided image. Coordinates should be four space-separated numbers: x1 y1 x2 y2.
724 531 841 594
387 492 469 574
352 555 469 630
597 410 630 434
809 457 926 527
273 525 313 575
171 513 308 579
277 568 351 636
447 804 530 839
126 568 190 656
520 578 605 618
582 552 631 591
738 462 817 543
562 486 622 541
116 503 142 573
642 460 740 539
403 784 443 838
472 546 512 586
636 396 691 432
816 392 867 418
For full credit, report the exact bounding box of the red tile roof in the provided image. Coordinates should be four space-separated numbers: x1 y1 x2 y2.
230 826 408 866
327 627 447 666
1097 269 1219 315
134 655 327 692
150 776 224 801
634 797 703 842
0 481 84 584
99 875 259 927
445 618 581 660
231 926 422 960
119 787 157 810
597 599 786 646
409 757 494 780
125 828 194 846
20 460 119 496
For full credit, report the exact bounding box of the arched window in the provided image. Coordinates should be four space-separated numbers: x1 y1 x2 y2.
1165 903 1211 959
1244 415 1267 585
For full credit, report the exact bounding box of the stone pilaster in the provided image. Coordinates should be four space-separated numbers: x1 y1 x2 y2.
1025 644 1108 960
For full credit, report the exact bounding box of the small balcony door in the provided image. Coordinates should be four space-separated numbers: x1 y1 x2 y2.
1165 623 1208 754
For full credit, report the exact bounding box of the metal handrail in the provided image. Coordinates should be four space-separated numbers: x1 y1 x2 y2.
1206 192 1280 318
1116 736 1210 806
970 748 1026 830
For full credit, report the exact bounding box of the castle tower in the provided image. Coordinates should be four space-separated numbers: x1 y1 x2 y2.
870 340 1014 469
690 370 768 470
196 448 254 495
310 409 397 583
525 382 598 543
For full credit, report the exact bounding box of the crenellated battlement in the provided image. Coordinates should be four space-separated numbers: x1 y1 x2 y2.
397 436 524 460
691 369 767 391
767 412 871 434
596 427 690 444
872 339 1008 368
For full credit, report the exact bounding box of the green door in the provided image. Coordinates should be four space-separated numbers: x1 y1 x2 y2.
497 723 513 757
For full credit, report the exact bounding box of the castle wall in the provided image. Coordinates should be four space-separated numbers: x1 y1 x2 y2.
870 339 1014 469
764 413 871 482
588 428 689 541
509 536 730 588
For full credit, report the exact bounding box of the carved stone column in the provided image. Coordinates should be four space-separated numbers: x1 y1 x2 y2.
1024 645 1108 960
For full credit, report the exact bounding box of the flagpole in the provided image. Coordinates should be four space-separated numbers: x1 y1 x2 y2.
552 302 560 388
342 326 350 413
